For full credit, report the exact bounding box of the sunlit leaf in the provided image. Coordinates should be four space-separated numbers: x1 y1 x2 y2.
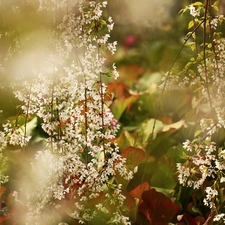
139 119 163 144
162 119 185 133
188 20 194 29
111 95 138 120
116 130 142 151
135 72 161 93
194 129 201 137
121 146 145 167
25 116 37 136
213 5 219 11
192 2 203 6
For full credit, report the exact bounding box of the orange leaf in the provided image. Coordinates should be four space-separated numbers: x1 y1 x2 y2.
106 82 130 99
0 214 11 223
0 186 6 198
129 182 150 204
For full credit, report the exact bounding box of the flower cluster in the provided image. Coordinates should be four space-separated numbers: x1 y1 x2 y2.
165 4 225 222
189 4 200 17
5 0 133 224
177 140 216 189
177 138 225 221
0 131 8 185
160 30 225 136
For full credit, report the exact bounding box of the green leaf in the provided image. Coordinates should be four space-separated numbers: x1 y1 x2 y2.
188 20 194 29
185 42 196 51
146 132 176 158
101 72 113 77
150 163 176 189
179 6 189 16
192 2 203 6
135 72 162 93
111 95 138 120
17 115 26 126
194 130 201 137
166 145 189 163
100 19 107 25
212 0 219 11
162 119 185 132
214 5 219 11
25 116 37 136
139 119 163 144
116 130 142 151
208 43 212 48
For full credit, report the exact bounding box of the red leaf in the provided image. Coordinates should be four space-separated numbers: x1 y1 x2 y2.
194 216 206 225
177 213 199 225
177 214 206 225
139 189 180 225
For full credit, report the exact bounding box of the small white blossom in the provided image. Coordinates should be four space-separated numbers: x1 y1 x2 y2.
213 213 225 222
210 18 218 30
189 4 200 17
183 140 192 151
203 186 218 208
8 0 133 224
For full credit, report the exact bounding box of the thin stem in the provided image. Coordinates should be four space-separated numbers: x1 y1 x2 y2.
208 0 220 78
100 72 106 160
23 83 32 152
84 77 88 168
141 19 204 185
203 0 213 110
98 44 106 161
50 79 54 151
56 97 62 152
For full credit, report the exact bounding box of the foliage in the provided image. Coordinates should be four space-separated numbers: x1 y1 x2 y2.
1 0 225 225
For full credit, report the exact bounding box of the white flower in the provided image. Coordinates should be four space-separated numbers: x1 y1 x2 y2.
6 0 133 224
213 213 225 222
183 140 192 151
210 18 218 30
203 186 218 208
189 4 200 17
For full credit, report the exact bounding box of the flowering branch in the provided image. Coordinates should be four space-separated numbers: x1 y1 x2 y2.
0 1 134 224
159 0 225 223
